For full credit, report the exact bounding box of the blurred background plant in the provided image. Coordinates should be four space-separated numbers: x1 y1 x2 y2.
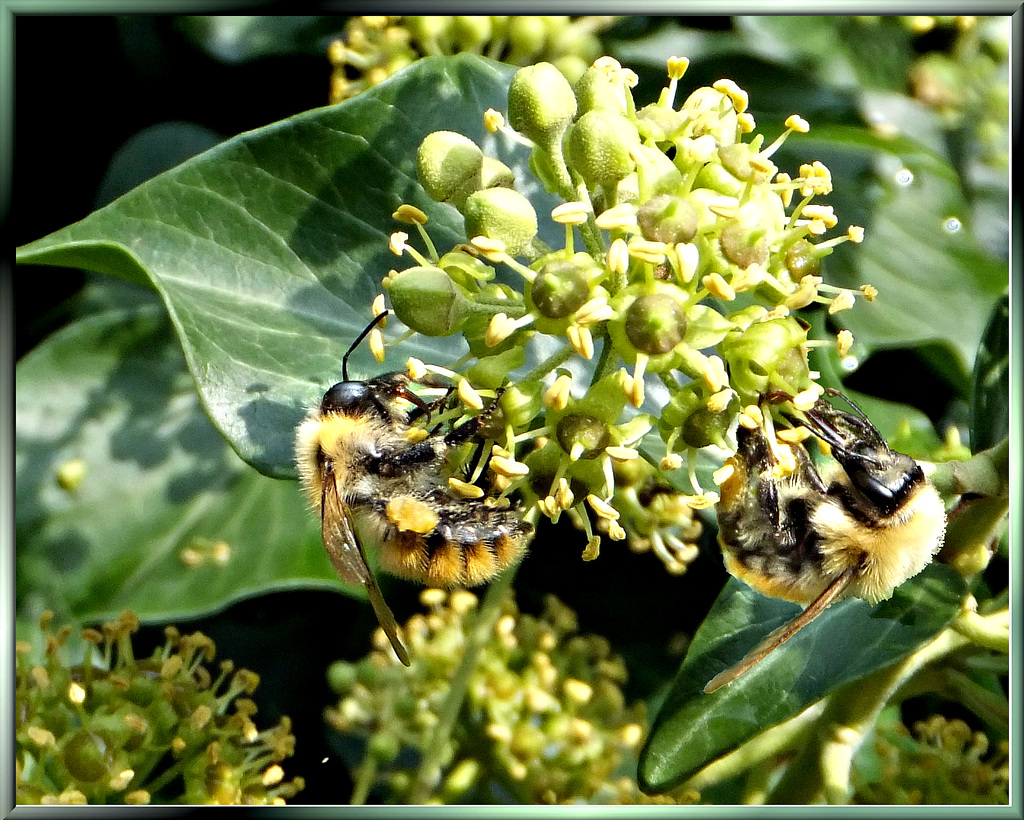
13 14 1010 805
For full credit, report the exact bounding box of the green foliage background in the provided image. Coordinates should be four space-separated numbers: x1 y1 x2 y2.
14 15 1010 804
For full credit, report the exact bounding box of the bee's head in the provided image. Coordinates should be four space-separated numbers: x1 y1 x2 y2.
800 393 924 516
320 372 413 424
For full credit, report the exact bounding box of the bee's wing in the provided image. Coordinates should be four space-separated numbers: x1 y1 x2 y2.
321 474 411 666
703 566 858 694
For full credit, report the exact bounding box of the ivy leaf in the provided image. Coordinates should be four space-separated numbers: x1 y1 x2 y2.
15 298 353 631
638 562 965 793
777 125 1007 381
16 55 553 480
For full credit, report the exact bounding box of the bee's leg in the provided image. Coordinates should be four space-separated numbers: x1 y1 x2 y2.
369 439 446 475
442 388 505 448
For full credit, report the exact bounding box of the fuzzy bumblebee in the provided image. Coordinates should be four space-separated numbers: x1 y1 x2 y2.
706 389 946 692
295 313 533 665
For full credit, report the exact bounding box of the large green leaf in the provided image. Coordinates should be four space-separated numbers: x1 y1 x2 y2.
16 55 558 480
638 562 965 793
15 296 350 633
778 125 1007 379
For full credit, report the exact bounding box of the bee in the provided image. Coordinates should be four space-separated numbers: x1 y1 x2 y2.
705 388 947 693
295 312 534 666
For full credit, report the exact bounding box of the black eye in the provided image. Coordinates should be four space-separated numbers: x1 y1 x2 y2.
321 381 371 414
845 455 921 515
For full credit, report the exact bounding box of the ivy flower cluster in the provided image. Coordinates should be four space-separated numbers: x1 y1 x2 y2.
328 15 619 104
325 589 695 804
381 55 867 561
853 713 1009 804
16 611 303 806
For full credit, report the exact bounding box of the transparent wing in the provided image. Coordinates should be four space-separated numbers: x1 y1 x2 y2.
703 566 858 694
322 474 411 666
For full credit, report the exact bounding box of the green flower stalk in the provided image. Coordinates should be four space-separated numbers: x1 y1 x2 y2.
16 611 304 806
375 54 871 568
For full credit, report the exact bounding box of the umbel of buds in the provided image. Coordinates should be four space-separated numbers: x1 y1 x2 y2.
385 54 868 567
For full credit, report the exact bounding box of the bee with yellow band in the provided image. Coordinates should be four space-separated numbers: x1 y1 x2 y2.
707 388 946 693
295 312 533 666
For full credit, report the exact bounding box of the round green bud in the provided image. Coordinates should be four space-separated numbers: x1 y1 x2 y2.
63 729 112 782
529 258 592 319
387 266 470 336
637 194 698 244
573 63 626 117
556 414 610 459
720 222 769 268
481 156 515 190
682 397 737 449
368 731 402 764
565 110 641 189
406 16 449 46
508 62 577 149
326 661 358 695
625 292 688 354
506 16 548 59
462 187 538 258
417 131 483 209
718 143 773 185
785 238 821 279
449 16 492 51
722 317 810 400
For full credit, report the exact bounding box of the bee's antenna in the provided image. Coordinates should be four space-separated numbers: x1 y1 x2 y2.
343 311 390 381
823 387 869 421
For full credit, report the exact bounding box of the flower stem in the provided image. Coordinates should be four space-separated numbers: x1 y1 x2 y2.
406 564 518 803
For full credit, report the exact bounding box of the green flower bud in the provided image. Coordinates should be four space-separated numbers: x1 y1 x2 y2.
481 156 515 190
573 63 627 116
637 194 698 244
785 238 822 279
718 143 773 185
564 109 641 190
721 317 810 401
368 731 401 764
449 16 492 51
506 17 548 60
556 414 610 459
508 62 577 149
326 661 358 695
462 188 538 258
720 221 769 268
63 729 112 782
417 131 483 209
625 293 687 355
442 759 482 801
528 258 593 319
387 266 471 336
681 399 736 450
608 283 688 371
